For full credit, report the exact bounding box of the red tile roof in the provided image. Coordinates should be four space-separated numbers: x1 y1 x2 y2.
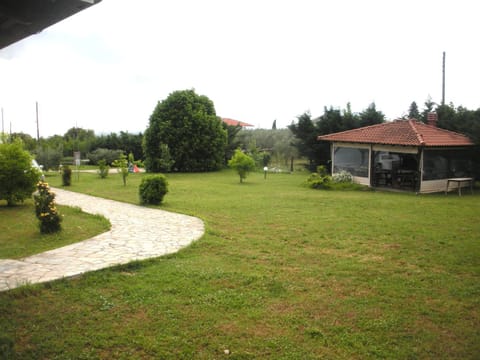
221 118 254 127
318 120 474 147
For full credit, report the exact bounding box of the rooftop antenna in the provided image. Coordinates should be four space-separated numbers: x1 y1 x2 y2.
442 51 446 106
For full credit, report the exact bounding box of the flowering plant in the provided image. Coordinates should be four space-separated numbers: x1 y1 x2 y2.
332 170 353 183
34 181 62 233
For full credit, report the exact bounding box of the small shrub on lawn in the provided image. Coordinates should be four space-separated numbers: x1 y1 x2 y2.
139 175 168 205
112 153 129 186
306 165 332 189
228 149 256 183
62 165 72 186
34 181 62 233
306 172 332 189
97 159 109 179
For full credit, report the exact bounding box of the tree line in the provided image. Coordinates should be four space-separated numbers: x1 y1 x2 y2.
4 92 480 176
8 129 143 170
289 99 480 173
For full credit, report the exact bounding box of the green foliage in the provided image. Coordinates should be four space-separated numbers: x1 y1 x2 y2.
143 89 227 172
87 148 124 165
249 149 271 168
0 140 40 206
63 127 96 156
408 101 421 120
94 131 144 161
290 104 385 170
10 132 37 152
97 159 110 179
112 153 129 186
35 145 63 171
306 165 332 189
128 152 135 164
139 175 169 205
358 102 385 127
62 166 72 186
158 143 175 173
33 181 62 234
307 167 367 191
223 123 242 165
289 112 326 171
236 128 298 171
228 149 256 183
306 174 331 189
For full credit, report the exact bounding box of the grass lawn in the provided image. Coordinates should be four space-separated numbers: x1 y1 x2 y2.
0 199 111 259
1 170 479 359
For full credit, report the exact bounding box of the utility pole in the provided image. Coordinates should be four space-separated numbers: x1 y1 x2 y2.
1 107 4 134
36 101 40 141
442 51 446 106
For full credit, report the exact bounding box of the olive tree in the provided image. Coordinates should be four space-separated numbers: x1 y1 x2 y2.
0 140 41 206
143 89 227 172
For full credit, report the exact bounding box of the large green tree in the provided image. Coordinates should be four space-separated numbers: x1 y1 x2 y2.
143 89 227 172
0 139 40 206
63 127 96 156
408 101 420 120
358 102 385 127
289 112 325 170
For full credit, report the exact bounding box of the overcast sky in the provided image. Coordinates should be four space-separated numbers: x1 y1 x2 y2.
1 0 479 138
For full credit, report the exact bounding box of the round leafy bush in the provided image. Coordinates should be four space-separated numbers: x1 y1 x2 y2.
139 175 169 205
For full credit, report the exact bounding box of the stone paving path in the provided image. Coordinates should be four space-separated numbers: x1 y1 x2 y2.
0 188 205 292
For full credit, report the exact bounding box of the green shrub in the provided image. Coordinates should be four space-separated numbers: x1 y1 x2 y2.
139 175 169 205
112 153 128 186
306 172 332 189
35 146 62 171
87 148 124 165
97 159 109 179
34 181 62 233
62 165 72 186
307 167 369 191
0 139 40 206
228 149 256 183
305 165 332 189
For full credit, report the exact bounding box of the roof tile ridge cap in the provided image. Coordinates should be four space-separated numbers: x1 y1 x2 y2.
409 119 425 145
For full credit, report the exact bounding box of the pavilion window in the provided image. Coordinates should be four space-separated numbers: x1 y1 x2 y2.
333 147 369 177
423 149 473 180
